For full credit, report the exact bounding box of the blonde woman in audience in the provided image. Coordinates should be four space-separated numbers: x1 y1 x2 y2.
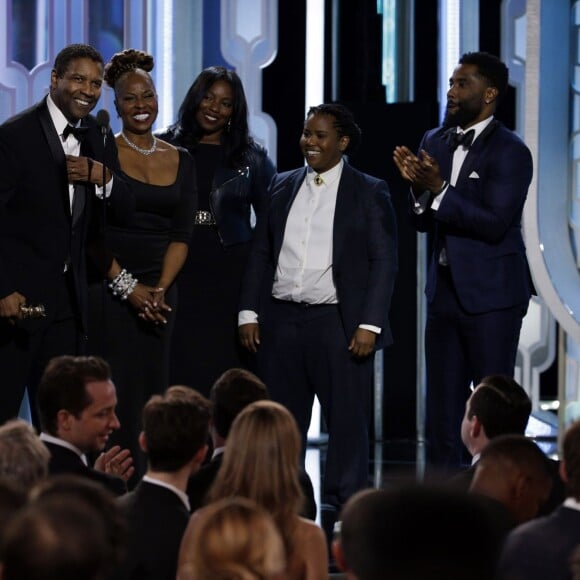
177 496 285 580
178 400 328 579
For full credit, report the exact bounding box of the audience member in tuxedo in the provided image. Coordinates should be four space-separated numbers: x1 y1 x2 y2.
37 355 133 496
498 420 580 580
177 497 286 580
0 494 112 580
393 52 533 468
179 401 328 579
88 49 196 480
156 66 276 396
239 103 397 510
114 386 211 580
31 474 128 571
186 367 317 519
469 434 552 533
333 486 502 580
0 43 133 427
0 419 49 492
451 375 531 488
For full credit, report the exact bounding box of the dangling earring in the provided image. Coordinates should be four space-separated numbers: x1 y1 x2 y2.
226 118 232 132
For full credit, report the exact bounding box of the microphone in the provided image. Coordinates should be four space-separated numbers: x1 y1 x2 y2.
96 109 110 137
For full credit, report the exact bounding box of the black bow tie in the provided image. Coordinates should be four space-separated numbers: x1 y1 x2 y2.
446 128 475 152
62 124 89 142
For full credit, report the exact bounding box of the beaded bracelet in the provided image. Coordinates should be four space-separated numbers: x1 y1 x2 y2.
108 269 138 300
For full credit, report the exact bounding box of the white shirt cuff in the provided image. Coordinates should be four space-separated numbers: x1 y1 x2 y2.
95 175 113 199
430 183 449 211
238 310 258 326
359 323 381 334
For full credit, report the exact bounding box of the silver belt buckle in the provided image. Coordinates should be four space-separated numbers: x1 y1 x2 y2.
194 210 216 225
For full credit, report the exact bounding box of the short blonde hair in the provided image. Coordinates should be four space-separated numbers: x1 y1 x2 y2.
178 497 285 580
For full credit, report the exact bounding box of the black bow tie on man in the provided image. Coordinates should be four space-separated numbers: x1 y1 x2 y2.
446 128 475 152
62 123 89 142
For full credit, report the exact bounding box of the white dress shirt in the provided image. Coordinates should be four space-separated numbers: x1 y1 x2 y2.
46 94 111 209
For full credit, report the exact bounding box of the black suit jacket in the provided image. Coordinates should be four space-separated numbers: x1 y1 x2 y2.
0 97 133 332
115 481 190 580
44 441 126 496
240 162 398 347
410 120 533 314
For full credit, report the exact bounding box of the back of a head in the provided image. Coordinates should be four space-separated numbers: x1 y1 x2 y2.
37 355 111 435
211 401 303 553
142 386 211 472
563 420 580 500
1 496 109 580
470 375 531 438
178 497 286 580
339 486 500 580
210 369 268 439
0 419 49 491
30 474 127 571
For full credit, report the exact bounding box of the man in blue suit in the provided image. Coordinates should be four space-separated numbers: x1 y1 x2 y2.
239 103 397 507
394 52 533 467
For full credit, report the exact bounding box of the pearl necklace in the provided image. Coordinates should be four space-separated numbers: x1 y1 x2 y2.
121 132 158 156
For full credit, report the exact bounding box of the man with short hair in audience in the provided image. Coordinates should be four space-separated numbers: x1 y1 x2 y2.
332 486 501 580
114 386 211 580
0 495 112 580
498 420 580 580
0 419 50 491
37 355 133 495
186 367 317 518
469 434 552 531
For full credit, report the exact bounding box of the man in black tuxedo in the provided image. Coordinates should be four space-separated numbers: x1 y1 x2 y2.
186 367 316 518
37 355 133 496
115 386 211 580
0 43 132 425
239 104 397 509
394 52 533 467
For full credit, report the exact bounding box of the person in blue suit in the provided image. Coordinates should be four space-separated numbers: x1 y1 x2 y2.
393 51 533 468
239 103 398 507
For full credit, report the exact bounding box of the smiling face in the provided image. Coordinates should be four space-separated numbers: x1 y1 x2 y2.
444 63 497 129
59 380 120 453
50 57 104 123
300 112 349 174
115 69 158 135
195 79 234 143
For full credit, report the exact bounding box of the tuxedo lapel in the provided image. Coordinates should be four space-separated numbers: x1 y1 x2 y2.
454 120 499 186
333 163 356 263
37 100 71 220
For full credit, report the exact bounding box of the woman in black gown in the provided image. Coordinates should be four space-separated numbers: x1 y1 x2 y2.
157 67 275 396
88 49 196 476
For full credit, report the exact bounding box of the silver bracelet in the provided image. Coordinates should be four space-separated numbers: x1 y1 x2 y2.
108 268 138 300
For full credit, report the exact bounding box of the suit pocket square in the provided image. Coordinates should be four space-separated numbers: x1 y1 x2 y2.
469 171 480 178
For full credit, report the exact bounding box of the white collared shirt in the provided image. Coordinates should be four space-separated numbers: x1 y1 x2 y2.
40 432 88 466
272 160 342 304
142 475 191 511
46 94 111 208
563 497 580 512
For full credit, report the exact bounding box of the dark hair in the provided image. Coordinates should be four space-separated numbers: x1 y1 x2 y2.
172 66 251 168
479 434 551 481
468 375 531 438
306 103 362 153
459 51 509 100
104 48 154 89
1 496 110 580
563 420 580 499
53 44 104 77
142 386 211 472
339 486 501 580
31 475 128 571
37 356 112 435
210 368 268 439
